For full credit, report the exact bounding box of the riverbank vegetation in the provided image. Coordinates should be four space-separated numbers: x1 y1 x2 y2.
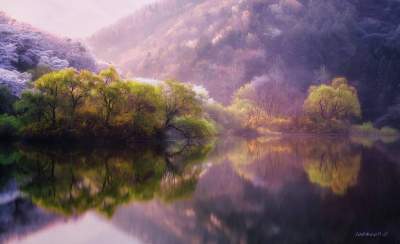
0 67 217 142
0 69 398 141
228 77 399 136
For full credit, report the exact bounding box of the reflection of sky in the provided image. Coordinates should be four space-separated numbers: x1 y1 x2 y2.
8 212 142 244
0 0 155 38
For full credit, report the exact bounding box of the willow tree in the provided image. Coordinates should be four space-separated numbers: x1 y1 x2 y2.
161 80 202 128
61 69 93 122
35 70 70 127
95 67 126 125
304 77 361 125
125 82 164 135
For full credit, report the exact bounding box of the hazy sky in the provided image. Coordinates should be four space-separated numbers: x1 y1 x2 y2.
0 0 156 38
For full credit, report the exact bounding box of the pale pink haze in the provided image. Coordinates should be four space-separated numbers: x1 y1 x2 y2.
0 0 156 38
7 213 143 244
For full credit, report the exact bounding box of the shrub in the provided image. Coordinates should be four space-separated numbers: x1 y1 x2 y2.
0 115 22 138
172 117 217 139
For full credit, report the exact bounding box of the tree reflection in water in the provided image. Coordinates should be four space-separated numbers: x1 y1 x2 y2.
1 137 399 244
13 140 215 217
302 138 361 195
223 136 361 195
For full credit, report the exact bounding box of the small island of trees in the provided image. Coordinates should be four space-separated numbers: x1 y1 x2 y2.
0 67 216 143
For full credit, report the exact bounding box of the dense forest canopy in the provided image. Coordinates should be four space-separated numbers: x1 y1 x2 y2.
89 0 400 128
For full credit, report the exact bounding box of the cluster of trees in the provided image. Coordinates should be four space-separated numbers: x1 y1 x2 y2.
0 67 216 141
231 77 363 133
0 65 394 139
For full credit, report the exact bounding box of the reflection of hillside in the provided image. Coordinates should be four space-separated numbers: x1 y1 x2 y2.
111 163 250 244
0 158 61 243
0 179 60 243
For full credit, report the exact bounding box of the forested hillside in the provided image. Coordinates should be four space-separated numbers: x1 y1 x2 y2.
0 12 97 95
88 0 400 128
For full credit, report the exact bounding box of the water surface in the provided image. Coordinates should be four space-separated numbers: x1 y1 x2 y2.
0 136 399 243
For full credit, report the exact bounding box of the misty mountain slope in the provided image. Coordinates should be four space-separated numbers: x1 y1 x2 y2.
88 0 262 98
89 0 400 125
0 12 97 94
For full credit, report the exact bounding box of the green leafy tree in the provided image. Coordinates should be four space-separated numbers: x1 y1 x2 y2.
125 82 164 135
304 77 361 124
61 69 93 123
172 117 217 139
14 91 48 124
95 68 126 125
11 67 215 141
35 70 69 127
0 115 22 138
97 82 127 125
161 80 202 128
99 66 120 85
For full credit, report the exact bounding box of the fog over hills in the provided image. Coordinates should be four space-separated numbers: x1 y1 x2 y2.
88 0 400 127
0 0 156 38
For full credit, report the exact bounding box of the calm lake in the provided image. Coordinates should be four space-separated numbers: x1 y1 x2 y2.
0 136 399 244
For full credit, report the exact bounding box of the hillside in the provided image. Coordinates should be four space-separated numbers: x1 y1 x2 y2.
88 0 400 127
0 12 97 95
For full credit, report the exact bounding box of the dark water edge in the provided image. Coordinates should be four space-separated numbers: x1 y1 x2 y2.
0 135 399 244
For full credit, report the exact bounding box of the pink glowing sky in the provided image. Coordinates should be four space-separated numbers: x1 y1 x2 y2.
0 0 156 38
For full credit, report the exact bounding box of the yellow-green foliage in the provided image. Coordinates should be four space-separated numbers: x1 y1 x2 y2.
301 138 361 195
161 80 203 126
14 67 213 140
173 117 217 138
304 77 361 122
